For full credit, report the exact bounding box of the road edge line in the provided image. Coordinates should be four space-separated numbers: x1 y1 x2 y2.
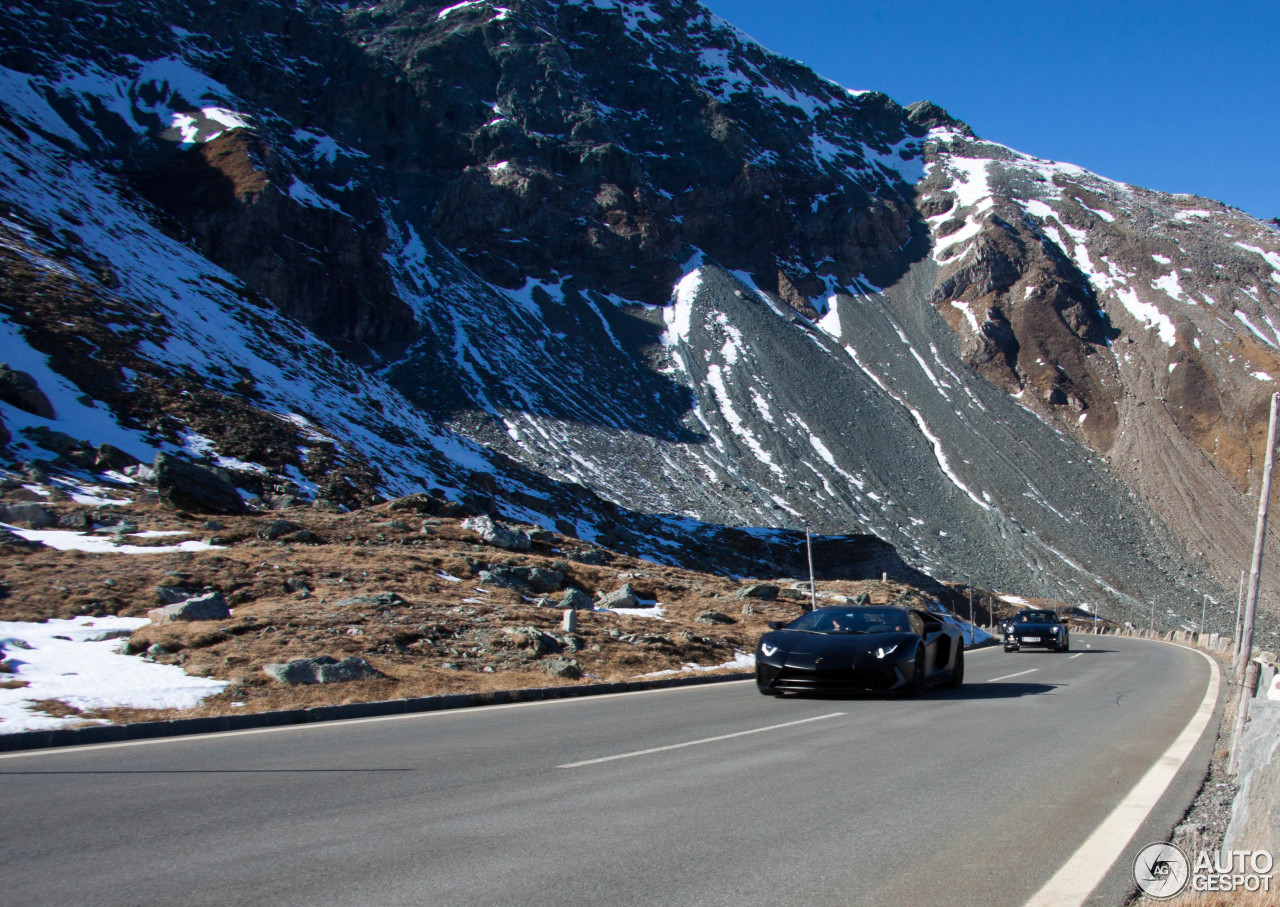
1023 643 1221 906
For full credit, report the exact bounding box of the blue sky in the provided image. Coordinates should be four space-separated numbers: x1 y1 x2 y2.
701 0 1280 222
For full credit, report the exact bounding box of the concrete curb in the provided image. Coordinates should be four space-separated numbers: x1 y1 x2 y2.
0 671 754 754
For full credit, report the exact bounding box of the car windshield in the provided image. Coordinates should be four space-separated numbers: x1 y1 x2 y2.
786 607 909 635
1017 611 1056 623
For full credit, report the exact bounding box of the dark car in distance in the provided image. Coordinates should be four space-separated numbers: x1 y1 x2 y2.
755 605 964 697
1003 609 1070 652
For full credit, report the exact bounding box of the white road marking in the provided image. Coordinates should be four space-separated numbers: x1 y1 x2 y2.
987 668 1037 683
1024 645 1220 906
558 713 846 768
1070 653 1084 659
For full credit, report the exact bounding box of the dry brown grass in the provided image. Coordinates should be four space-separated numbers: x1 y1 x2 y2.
1 490 950 724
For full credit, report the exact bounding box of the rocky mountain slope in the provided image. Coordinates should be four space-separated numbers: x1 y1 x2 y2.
2 0 1279 639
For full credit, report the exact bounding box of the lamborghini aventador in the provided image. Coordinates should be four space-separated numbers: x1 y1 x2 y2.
755 605 965 696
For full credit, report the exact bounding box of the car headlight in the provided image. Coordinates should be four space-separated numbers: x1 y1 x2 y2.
876 644 898 659
1051 626 1060 634
761 643 778 657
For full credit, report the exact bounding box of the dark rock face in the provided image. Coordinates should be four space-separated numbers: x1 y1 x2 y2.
131 131 419 363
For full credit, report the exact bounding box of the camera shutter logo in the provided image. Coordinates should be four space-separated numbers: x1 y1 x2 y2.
1133 842 1190 899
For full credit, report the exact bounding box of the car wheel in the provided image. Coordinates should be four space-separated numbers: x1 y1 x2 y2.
947 645 964 688
903 649 926 698
1061 636 1070 652
1004 645 1016 653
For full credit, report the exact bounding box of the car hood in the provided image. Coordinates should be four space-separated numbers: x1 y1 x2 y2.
762 630 915 668
1009 622 1059 632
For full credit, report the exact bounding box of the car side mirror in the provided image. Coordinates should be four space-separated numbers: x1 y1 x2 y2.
767 621 785 630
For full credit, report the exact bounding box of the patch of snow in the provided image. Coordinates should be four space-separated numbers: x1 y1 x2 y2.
1234 310 1277 348
817 295 842 338
1153 271 1189 304
0 616 228 733
640 650 754 676
2 524 223 554
952 300 981 334
663 269 702 346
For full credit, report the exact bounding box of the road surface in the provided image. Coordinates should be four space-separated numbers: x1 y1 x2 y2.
0 636 1220 906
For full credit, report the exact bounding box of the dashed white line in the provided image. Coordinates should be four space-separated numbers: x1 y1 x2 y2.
987 668 1038 683
558 713 846 768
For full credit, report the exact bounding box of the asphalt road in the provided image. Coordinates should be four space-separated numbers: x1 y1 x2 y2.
0 636 1220 907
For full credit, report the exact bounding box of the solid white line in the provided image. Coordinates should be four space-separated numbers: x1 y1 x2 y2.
987 668 1037 683
1024 645 1220 907
1070 653 1084 659
558 713 846 768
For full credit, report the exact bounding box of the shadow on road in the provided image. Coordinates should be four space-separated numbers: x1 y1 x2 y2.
776 682 1060 702
995 648 1115 655
930 682 1061 699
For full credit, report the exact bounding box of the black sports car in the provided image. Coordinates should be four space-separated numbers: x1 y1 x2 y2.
1003 609 1070 652
755 605 965 697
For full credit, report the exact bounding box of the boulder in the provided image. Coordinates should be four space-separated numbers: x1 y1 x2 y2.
478 569 533 592
387 492 465 518
504 626 555 655
147 591 231 623
258 519 303 540
503 566 563 593
94 444 141 472
155 574 202 604
0 502 57 529
697 610 735 625
334 592 407 608
0 365 55 418
58 511 95 531
480 565 564 594
462 515 531 551
596 583 640 610
540 656 582 680
154 453 246 514
560 588 594 611
733 583 779 601
569 548 612 565
263 655 384 684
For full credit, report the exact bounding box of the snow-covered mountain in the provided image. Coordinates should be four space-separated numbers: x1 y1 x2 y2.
2 0 1279 635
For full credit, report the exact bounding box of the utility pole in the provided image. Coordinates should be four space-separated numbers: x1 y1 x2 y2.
1233 569 1245 660
966 573 974 645
1238 391 1278 682
1230 391 1280 774
1201 594 1208 642
805 526 817 613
